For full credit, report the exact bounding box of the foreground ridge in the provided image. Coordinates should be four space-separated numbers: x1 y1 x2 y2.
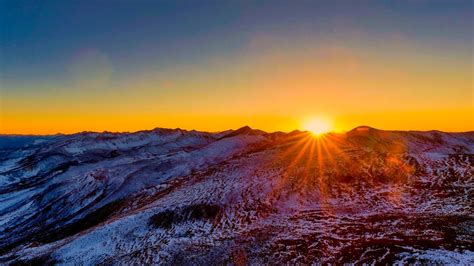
0 127 473 264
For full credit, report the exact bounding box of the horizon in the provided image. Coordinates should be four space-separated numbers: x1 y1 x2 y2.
1 2 473 262
2 124 473 137
1 1 473 134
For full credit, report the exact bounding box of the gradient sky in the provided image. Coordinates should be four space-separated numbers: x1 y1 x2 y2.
1 0 473 134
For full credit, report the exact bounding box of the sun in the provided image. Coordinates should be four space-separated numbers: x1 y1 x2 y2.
302 117 333 136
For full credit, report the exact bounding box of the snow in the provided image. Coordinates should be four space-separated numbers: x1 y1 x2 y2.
0 128 473 264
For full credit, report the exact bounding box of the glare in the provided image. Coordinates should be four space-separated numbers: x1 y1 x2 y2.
303 117 332 136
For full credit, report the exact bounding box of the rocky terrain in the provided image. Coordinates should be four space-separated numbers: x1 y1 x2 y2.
0 126 473 264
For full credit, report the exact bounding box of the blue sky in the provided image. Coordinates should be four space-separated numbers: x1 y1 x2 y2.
1 0 472 133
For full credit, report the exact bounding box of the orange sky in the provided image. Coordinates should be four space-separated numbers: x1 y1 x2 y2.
1 2 473 134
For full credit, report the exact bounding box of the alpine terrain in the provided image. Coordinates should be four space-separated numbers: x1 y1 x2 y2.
0 126 473 264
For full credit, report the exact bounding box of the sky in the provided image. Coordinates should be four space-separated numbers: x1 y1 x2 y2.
1 0 473 134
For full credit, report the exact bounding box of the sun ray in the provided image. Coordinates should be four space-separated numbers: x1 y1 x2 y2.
280 133 312 158
287 137 312 170
301 137 317 194
321 134 350 162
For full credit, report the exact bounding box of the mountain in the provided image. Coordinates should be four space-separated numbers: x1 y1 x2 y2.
0 126 473 264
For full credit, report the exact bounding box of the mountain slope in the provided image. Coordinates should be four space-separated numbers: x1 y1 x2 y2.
0 127 473 264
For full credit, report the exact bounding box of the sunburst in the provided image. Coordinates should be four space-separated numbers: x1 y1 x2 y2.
302 117 333 136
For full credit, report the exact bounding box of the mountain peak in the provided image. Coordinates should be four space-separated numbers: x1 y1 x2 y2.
236 125 252 131
219 126 266 139
350 126 378 132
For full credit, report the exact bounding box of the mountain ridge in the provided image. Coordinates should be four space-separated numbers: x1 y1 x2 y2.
0 127 473 264
2 125 473 138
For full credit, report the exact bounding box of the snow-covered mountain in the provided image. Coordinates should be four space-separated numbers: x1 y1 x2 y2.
0 126 473 264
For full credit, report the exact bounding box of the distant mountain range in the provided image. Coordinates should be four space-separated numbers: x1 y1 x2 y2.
0 126 473 264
